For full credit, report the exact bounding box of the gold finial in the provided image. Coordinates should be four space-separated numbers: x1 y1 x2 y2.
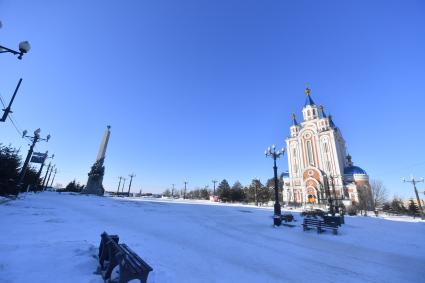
305 87 311 96
319 105 324 112
291 113 296 120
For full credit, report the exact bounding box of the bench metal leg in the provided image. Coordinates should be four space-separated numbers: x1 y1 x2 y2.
117 265 149 283
102 253 122 280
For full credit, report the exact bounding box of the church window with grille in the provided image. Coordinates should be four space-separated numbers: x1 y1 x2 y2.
306 140 314 166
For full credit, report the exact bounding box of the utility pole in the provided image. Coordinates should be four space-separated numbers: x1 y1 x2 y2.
121 178 126 193
116 176 123 195
42 161 52 189
44 165 55 191
1 78 22 122
403 176 425 220
17 128 50 192
184 181 188 199
36 151 48 180
127 173 136 197
37 153 54 188
49 168 57 188
171 184 175 198
254 177 259 206
212 180 217 196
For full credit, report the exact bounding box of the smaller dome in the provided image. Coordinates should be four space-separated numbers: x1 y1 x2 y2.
344 166 367 175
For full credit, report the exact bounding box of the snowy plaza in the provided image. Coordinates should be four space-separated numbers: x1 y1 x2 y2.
1 192 424 283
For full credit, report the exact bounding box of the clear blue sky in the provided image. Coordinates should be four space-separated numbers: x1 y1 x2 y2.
1 0 425 198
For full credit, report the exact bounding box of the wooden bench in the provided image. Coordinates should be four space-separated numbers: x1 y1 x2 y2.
98 232 119 270
281 213 294 223
323 215 342 227
302 217 338 235
98 232 153 283
118 244 153 283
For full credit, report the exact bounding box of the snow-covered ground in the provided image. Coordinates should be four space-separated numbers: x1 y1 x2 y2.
1 192 424 283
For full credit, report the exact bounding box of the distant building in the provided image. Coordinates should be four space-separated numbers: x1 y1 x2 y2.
283 88 369 206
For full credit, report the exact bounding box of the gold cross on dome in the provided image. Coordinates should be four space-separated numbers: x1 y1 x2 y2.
305 87 311 96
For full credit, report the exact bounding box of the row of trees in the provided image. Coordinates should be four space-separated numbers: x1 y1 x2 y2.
163 178 283 205
57 180 85 193
0 144 42 195
381 198 422 217
163 178 424 218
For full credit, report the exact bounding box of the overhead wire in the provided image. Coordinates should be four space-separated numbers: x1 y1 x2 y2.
0 91 32 142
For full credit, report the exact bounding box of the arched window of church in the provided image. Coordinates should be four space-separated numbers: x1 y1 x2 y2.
307 110 311 117
313 109 316 115
292 148 298 174
306 140 314 166
324 142 328 153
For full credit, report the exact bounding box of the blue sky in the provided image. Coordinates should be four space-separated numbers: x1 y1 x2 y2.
1 1 424 197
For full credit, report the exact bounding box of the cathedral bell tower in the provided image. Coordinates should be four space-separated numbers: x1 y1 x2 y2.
302 87 319 121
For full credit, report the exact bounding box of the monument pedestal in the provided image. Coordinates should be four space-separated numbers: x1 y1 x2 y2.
81 159 105 196
81 126 111 196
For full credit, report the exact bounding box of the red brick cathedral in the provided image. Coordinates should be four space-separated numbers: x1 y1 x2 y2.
282 88 370 206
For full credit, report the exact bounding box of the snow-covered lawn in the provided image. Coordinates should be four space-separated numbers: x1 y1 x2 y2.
1 192 424 283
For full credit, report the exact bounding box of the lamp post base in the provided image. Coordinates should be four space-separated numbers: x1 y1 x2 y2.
273 215 282 226
274 202 282 226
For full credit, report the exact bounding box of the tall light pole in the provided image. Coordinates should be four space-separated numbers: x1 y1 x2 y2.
121 178 127 193
184 181 188 199
212 180 217 196
265 144 285 226
403 176 425 220
128 173 136 196
44 165 55 191
116 176 123 195
36 152 49 181
253 177 259 207
49 168 57 188
17 128 50 192
41 160 53 189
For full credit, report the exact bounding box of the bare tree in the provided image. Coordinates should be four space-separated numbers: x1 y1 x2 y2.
370 179 388 211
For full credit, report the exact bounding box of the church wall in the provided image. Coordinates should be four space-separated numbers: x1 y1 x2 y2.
284 90 368 207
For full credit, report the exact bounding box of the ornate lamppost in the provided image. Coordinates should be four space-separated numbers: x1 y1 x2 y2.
265 144 285 226
0 21 31 60
17 128 50 192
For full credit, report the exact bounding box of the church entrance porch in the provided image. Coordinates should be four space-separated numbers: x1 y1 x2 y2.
307 187 317 204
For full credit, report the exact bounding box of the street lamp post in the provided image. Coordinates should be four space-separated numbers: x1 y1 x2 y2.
36 152 54 189
265 144 285 226
128 173 136 197
121 178 126 193
183 181 188 199
49 168 57 188
403 176 425 220
212 180 217 196
116 176 123 195
253 177 259 206
44 165 55 191
41 161 53 190
17 128 50 192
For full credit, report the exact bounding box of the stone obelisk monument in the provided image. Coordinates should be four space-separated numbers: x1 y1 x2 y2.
81 126 111 196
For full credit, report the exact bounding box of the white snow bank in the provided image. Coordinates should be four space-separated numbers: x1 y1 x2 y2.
1 192 424 283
